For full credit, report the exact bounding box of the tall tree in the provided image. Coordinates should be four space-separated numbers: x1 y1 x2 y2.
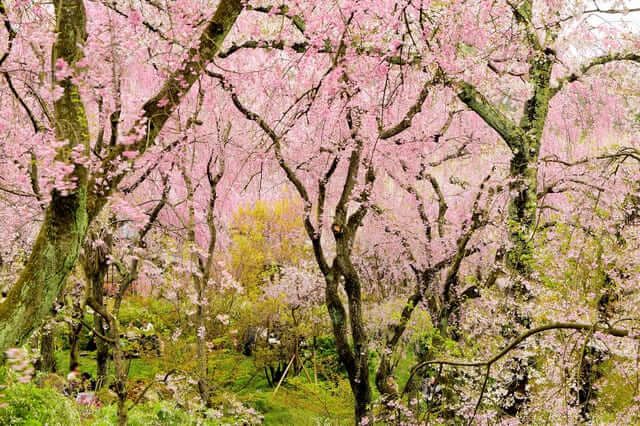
0 0 243 351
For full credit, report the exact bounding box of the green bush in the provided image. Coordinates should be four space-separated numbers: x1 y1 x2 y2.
117 296 178 334
0 384 81 426
91 401 201 426
0 366 9 386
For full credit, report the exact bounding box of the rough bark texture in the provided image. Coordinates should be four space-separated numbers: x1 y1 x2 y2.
506 50 553 275
112 322 127 426
93 281 109 385
0 0 90 353
453 7 555 414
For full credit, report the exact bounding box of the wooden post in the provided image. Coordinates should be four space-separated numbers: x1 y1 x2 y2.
272 354 296 397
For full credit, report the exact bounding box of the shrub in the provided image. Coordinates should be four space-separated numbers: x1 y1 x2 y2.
118 296 178 334
0 384 81 426
92 401 192 426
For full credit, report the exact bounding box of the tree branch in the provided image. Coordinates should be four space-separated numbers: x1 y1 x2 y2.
378 74 440 140
405 321 639 391
551 52 640 97
454 80 524 151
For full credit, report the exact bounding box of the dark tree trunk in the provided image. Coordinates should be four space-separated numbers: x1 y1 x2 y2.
89 266 109 387
81 227 113 387
69 320 82 371
93 279 108 386
326 248 373 425
38 326 57 373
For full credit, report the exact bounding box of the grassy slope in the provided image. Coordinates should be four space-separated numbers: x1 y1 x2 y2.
54 349 353 425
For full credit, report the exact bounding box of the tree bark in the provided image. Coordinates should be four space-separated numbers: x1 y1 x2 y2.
81 228 112 387
196 297 210 407
38 325 57 373
0 0 89 353
94 283 109 386
112 322 127 426
68 320 83 372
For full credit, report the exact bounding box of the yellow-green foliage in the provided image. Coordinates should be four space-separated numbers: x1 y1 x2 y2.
593 358 639 424
535 221 620 313
230 197 310 295
0 384 81 425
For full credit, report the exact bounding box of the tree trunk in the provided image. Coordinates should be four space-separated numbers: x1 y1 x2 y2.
69 320 83 371
38 326 57 373
195 284 210 407
506 153 539 275
93 278 109 387
331 255 373 425
0 0 89 354
68 279 86 372
111 322 128 426
375 356 398 398
506 50 552 275
354 385 372 425
82 233 111 388
499 51 554 417
0 194 89 353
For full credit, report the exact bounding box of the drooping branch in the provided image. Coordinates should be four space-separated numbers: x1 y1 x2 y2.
406 321 638 384
245 4 306 34
0 0 16 68
506 0 542 51
218 39 310 58
551 52 640 97
388 173 433 242
582 5 640 15
101 0 172 42
122 138 183 195
3 73 41 133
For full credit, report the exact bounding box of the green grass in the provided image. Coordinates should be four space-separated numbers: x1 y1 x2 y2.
249 384 353 425
51 348 354 424
207 350 353 424
54 350 161 382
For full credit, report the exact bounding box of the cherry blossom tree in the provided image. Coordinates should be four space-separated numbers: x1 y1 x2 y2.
0 0 242 351
0 0 639 423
